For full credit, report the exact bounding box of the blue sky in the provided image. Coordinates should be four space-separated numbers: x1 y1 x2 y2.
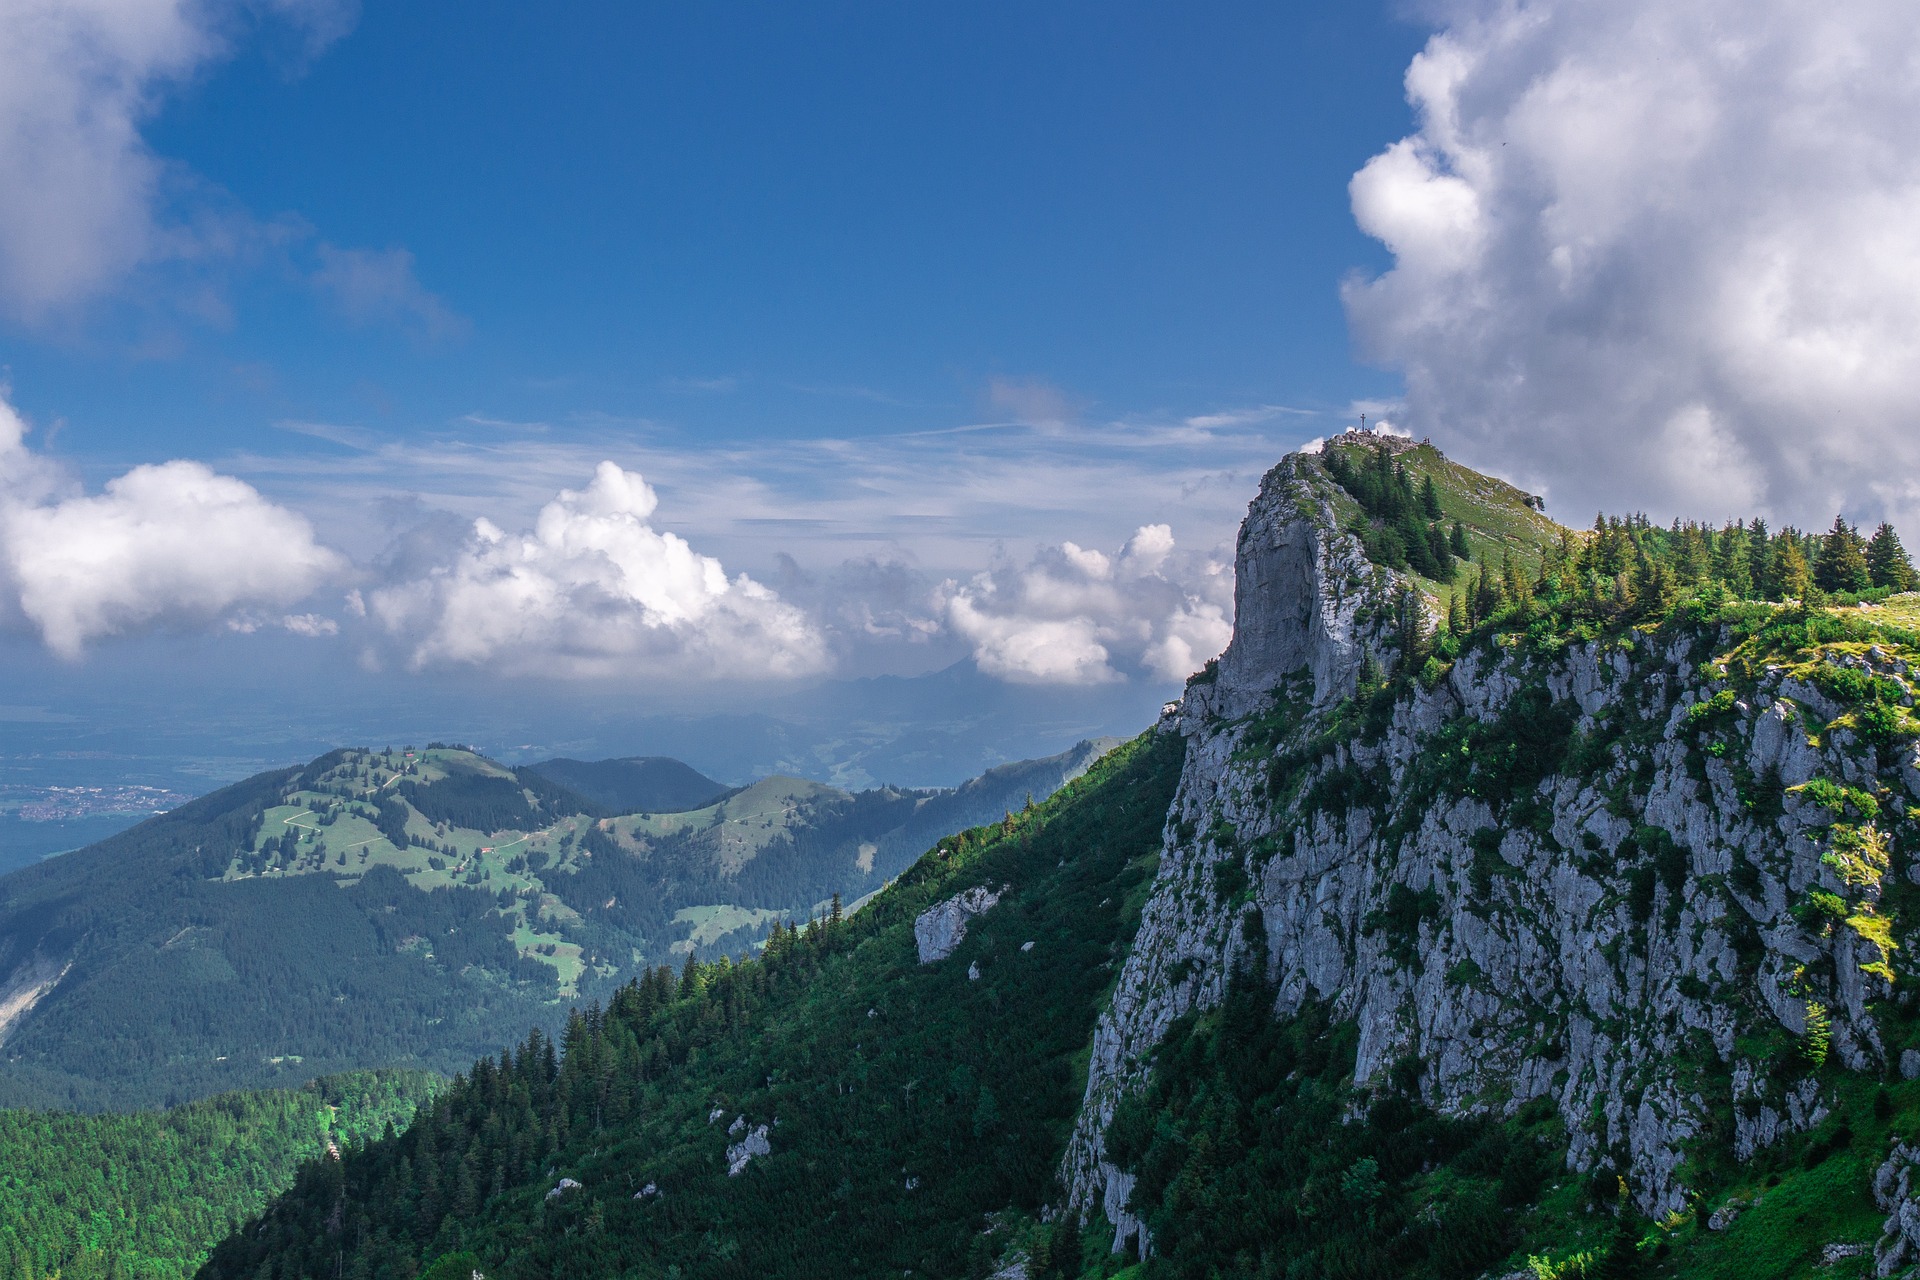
3 0 1916 789
15 3 1420 462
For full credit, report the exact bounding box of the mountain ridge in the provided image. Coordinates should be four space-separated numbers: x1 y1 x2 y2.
0 739 1112 1110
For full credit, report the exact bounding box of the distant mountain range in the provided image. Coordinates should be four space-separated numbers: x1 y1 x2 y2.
0 739 1116 1111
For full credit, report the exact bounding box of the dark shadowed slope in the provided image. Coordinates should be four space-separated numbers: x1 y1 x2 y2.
520 757 732 815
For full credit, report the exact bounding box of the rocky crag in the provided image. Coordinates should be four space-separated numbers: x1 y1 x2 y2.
1065 445 1920 1264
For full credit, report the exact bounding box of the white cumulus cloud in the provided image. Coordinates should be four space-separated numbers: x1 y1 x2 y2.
369 461 829 679
0 394 345 657
1345 0 1920 530
939 524 1231 685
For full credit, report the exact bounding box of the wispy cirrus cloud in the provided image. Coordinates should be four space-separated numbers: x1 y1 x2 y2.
984 375 1078 428
11 391 1337 684
217 406 1300 683
233 408 1310 580
1182 404 1316 430
663 375 742 394
310 244 466 342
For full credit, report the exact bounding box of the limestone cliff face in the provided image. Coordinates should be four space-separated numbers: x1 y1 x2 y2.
1064 448 1917 1254
1209 453 1387 717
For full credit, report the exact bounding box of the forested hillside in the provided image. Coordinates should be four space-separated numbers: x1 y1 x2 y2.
0 741 1109 1110
0 1070 434 1280
201 733 1181 1279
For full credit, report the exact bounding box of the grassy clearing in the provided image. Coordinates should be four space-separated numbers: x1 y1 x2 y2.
671 903 783 950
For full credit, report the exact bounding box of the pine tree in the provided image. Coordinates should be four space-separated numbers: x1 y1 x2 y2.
1595 1187 1645 1279
1472 562 1501 624
1425 522 1454 581
1419 473 1442 519
1633 553 1676 619
1867 522 1918 592
1449 520 1470 560
1500 552 1528 613
1393 587 1428 662
1714 521 1752 598
1771 535 1812 600
1814 515 1871 593
1674 523 1710 585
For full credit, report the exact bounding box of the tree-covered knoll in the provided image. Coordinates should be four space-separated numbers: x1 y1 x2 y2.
0 1070 435 1280
1322 439 1919 622
1419 508 1917 657
1321 439 1565 588
1323 439 1465 581
200 733 1184 1280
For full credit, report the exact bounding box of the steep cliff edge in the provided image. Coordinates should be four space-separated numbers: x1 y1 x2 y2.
1066 441 1920 1269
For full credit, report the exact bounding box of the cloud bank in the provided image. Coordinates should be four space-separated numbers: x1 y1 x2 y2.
939 525 1231 685
0 392 1256 687
0 395 344 657
1346 0 1920 528
368 462 830 680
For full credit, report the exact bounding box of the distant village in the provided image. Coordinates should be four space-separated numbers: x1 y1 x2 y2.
7 784 194 822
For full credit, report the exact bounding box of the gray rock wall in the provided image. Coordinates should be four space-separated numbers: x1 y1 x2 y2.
1063 450 1912 1252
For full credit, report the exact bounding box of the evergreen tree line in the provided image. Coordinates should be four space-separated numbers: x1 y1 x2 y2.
203 945 844 1280
1428 513 1917 646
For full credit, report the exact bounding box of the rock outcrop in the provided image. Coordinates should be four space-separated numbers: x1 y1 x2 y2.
726 1124 771 1176
915 885 1003 964
1063 446 1916 1253
1876 1143 1920 1276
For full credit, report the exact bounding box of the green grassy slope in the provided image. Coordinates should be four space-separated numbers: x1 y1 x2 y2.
0 758 569 1110
0 1069 435 1280
199 732 1183 1280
